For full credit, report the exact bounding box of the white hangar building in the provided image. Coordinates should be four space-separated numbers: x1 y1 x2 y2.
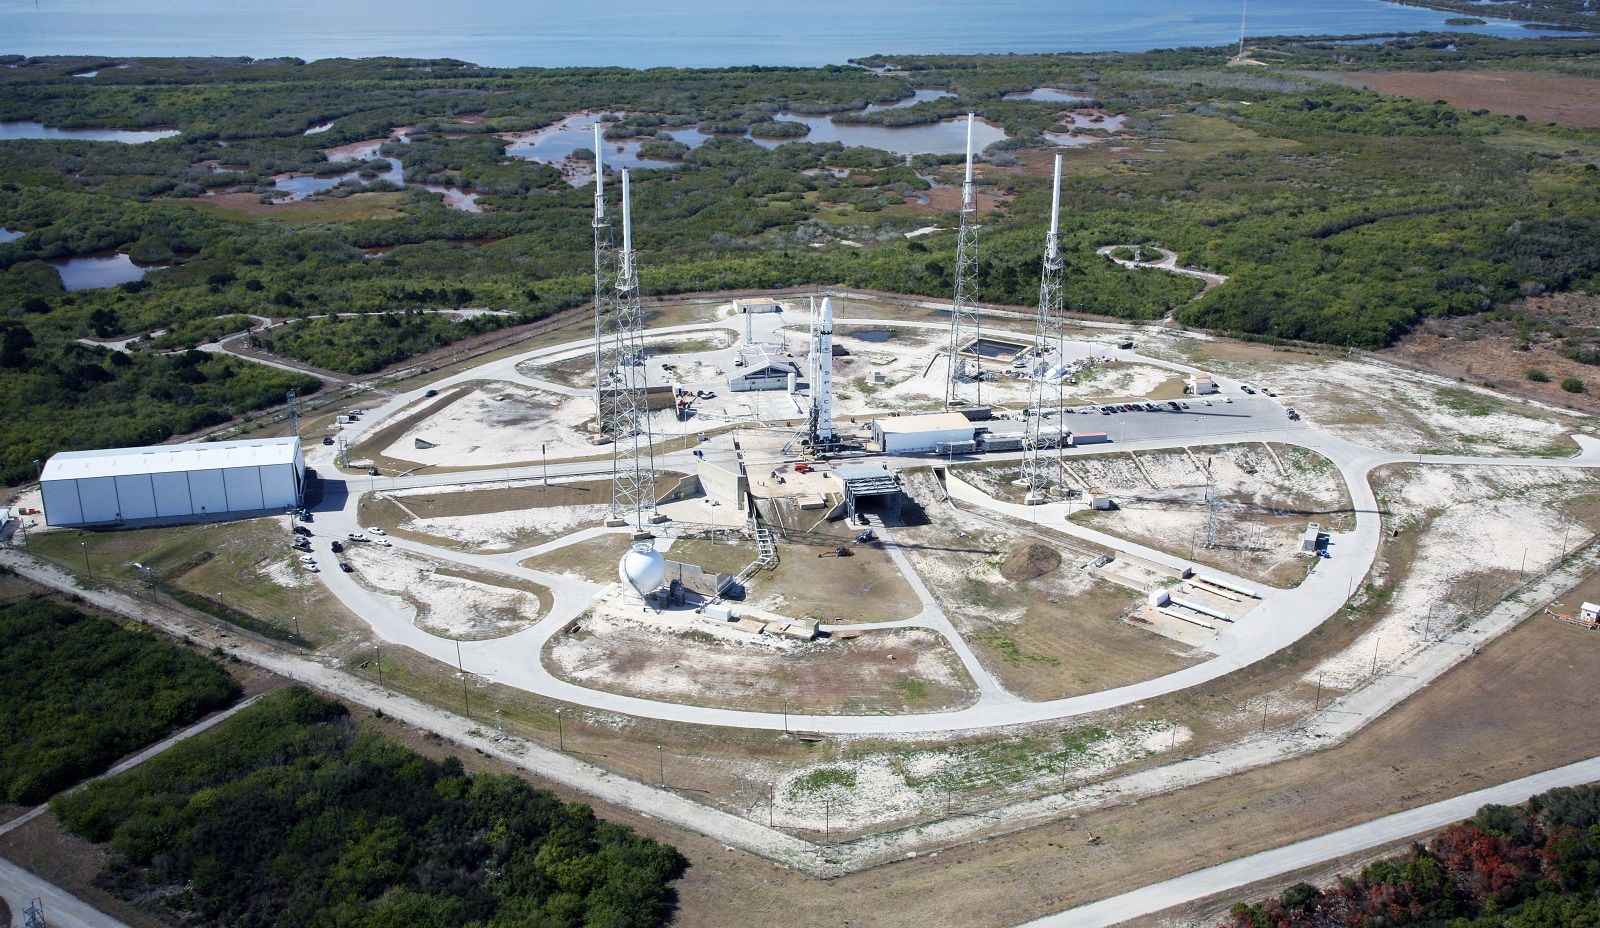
41 436 306 528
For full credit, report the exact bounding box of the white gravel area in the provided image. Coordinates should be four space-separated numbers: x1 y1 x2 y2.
1310 466 1598 687
344 544 543 638
767 721 1187 832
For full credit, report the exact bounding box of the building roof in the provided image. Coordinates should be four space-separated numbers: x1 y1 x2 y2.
873 412 974 434
42 437 301 481
834 464 900 496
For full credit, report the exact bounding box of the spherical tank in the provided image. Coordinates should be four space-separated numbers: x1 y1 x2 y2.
619 542 666 597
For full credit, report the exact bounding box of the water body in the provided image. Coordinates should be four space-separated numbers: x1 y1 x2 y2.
1004 88 1094 103
49 252 157 290
745 114 1007 156
0 0 1582 68
0 228 23 244
862 89 955 112
503 112 708 171
0 121 180 143
279 143 480 210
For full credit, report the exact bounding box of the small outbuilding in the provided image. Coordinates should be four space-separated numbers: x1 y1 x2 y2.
729 347 801 392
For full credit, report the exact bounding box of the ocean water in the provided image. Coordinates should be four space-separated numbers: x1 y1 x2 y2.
0 0 1580 68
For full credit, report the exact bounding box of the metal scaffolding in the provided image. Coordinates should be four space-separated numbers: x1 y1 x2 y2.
592 159 658 524
1021 154 1067 503
944 113 985 409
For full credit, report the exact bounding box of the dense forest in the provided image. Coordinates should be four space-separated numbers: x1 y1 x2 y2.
1223 783 1600 928
2 34 1599 478
53 686 688 928
0 594 240 804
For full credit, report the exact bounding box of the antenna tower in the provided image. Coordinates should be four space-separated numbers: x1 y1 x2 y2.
1021 154 1066 503
944 113 984 409
594 168 658 524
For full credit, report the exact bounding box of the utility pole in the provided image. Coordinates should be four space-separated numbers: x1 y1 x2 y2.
556 707 565 751
456 639 469 717
657 743 665 786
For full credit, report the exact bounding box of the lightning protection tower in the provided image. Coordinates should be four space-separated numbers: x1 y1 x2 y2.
594 168 658 525
1021 154 1066 504
944 113 985 409
592 122 618 413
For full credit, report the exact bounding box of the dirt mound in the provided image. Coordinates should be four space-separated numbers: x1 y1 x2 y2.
1000 542 1061 582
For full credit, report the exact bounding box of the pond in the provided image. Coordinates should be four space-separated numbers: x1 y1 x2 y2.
747 113 1006 156
0 121 180 143
862 89 955 112
50 252 159 291
0 228 23 244
286 147 480 210
1003 88 1092 103
503 111 706 173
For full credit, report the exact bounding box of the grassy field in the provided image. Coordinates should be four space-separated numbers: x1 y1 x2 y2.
542 623 978 715
522 533 638 583
26 519 362 646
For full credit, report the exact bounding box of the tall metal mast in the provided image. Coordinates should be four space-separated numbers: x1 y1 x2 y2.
1237 0 1248 59
595 168 658 525
944 113 984 409
592 122 616 411
1022 154 1066 504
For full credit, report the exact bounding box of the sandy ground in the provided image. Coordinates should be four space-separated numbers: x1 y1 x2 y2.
1310 465 1600 687
545 604 975 717
381 381 605 465
1315 69 1600 129
344 543 545 639
1388 292 1600 415
766 720 1185 834
382 481 614 551
961 444 1349 586
1147 331 1587 455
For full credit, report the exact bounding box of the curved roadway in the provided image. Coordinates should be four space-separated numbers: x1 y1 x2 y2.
304 304 1600 735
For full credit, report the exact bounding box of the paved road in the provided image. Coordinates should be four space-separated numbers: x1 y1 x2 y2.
0 694 266 928
293 305 1600 735
1020 755 1600 928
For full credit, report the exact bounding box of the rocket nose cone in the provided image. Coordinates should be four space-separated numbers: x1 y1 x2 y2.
821 297 834 323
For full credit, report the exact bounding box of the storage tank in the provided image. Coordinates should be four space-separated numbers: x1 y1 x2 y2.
618 542 666 598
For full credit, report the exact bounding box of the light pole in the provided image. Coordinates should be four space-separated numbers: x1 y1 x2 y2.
824 798 832 843
1371 636 1381 676
80 541 92 577
1314 672 1323 710
375 642 382 686
657 744 665 786
455 639 469 717
556 708 564 751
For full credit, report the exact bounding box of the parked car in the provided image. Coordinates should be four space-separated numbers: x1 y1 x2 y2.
322 436 335 445
696 390 716 399
339 562 353 573
331 540 344 553
367 527 386 536
375 539 392 547
855 529 876 543
347 532 367 541
293 526 312 537
425 388 438 397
